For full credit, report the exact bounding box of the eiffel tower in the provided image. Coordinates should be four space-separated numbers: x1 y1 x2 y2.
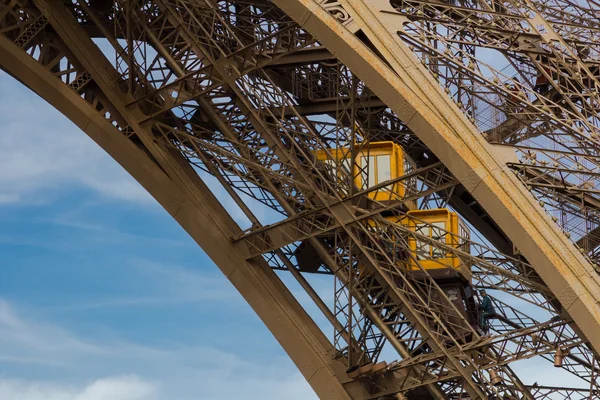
2 0 600 398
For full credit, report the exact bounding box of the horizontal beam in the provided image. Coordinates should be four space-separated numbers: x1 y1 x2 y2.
272 96 387 117
232 163 456 259
267 46 335 66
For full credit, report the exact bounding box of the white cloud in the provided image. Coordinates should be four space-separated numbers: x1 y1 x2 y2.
0 300 108 358
42 215 196 250
0 73 153 206
44 259 242 311
0 373 315 400
0 376 158 400
0 299 317 400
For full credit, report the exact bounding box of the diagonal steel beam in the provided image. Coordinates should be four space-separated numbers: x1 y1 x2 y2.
271 0 600 355
5 3 358 398
231 163 456 259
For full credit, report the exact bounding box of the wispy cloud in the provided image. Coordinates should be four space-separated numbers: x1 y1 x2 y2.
0 73 153 206
0 376 158 400
45 259 241 312
0 72 283 231
42 216 195 250
0 300 109 358
0 299 317 400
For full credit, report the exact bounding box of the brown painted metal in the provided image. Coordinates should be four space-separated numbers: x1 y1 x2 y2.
2 0 600 398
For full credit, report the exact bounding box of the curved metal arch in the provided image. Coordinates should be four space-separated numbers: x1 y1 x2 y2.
3 0 600 398
0 33 358 400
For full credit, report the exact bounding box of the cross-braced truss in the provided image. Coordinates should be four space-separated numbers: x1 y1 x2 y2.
2 0 600 398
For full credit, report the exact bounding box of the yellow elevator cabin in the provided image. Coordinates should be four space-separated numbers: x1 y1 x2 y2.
314 141 406 201
403 208 471 281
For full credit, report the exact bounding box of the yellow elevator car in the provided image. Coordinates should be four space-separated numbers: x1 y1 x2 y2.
314 141 406 201
403 208 471 281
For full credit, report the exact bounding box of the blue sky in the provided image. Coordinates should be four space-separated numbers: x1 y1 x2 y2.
0 71 320 400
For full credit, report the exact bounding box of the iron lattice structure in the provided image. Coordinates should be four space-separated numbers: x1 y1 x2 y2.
2 0 600 398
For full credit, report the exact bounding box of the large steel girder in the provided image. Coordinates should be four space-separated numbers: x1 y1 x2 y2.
145 2 501 397
0 1 505 399
0 3 365 400
0 1 474 398
2 0 600 399
270 0 600 354
196 3 600 391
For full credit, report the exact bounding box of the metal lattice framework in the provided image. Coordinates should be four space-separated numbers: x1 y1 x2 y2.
2 0 600 398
